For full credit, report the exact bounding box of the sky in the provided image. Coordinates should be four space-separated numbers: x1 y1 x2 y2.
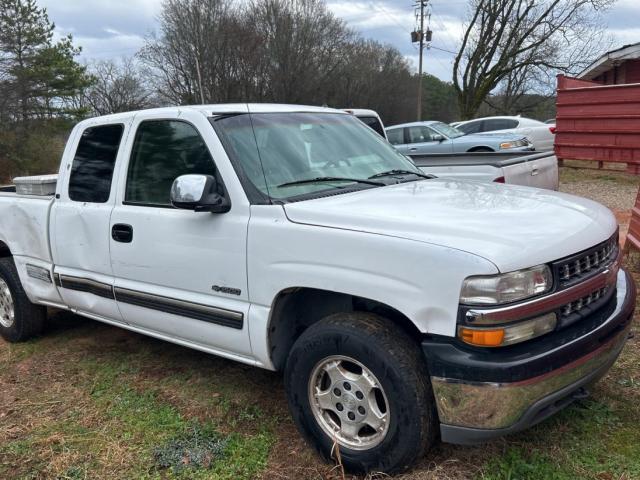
39 0 640 82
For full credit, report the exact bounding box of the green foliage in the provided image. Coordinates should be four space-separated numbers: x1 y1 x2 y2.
0 120 69 178
0 0 92 177
420 73 459 122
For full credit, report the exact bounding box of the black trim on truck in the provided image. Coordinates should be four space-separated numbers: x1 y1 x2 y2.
113 287 244 330
57 275 115 299
54 274 244 329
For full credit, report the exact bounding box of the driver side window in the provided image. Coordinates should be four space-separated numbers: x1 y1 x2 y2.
125 120 217 207
407 126 433 144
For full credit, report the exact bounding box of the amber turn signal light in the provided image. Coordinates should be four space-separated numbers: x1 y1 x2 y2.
460 327 505 347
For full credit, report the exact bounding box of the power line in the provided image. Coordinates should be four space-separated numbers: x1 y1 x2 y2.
369 1 411 33
430 45 457 55
429 6 460 54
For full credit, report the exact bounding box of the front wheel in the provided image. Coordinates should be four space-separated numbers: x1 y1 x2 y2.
284 312 437 474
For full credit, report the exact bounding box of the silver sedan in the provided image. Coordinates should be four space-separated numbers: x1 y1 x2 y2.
386 121 534 155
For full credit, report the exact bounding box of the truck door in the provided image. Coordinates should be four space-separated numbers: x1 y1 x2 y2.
108 110 252 357
51 122 130 323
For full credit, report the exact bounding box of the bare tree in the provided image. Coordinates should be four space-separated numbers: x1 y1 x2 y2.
138 0 419 124
453 0 615 119
246 0 354 104
83 58 153 115
139 0 255 104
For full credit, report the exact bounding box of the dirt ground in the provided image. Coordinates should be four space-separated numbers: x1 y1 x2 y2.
1 167 639 480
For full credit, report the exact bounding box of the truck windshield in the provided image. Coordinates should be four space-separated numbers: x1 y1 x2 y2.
211 112 424 202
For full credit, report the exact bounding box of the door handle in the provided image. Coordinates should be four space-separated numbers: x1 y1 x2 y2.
112 224 133 243
409 147 418 152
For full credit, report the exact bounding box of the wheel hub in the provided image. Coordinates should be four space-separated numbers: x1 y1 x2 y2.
308 355 390 451
0 278 15 328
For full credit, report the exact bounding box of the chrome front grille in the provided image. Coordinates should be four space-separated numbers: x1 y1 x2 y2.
556 235 618 286
560 286 610 318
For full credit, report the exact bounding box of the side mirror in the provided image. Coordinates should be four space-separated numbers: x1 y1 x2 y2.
170 174 230 213
431 134 445 142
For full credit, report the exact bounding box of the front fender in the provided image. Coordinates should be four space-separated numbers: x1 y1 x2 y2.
247 206 498 337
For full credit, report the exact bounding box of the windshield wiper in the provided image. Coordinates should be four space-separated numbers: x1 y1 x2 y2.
368 169 435 180
277 176 385 188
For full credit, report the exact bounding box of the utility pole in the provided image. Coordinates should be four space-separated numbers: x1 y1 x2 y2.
412 0 431 121
192 43 205 105
195 55 205 105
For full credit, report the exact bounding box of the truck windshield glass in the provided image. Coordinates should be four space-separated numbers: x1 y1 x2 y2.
212 113 423 201
430 122 465 139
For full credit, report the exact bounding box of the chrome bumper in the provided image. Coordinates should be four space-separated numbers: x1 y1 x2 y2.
432 269 634 444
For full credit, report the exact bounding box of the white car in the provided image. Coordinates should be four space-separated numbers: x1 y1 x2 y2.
455 116 556 151
0 104 633 474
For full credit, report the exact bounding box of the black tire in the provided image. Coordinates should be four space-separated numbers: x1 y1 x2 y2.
0 257 46 342
284 312 437 474
469 147 493 153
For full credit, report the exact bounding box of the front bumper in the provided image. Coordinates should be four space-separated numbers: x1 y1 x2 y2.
423 268 635 445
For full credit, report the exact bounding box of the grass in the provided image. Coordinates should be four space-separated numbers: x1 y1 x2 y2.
6 311 638 480
0 317 276 479
559 163 640 186
1 170 640 479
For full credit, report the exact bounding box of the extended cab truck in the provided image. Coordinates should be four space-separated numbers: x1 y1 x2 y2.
0 105 635 474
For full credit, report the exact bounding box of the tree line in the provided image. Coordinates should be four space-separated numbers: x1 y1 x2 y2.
0 0 611 180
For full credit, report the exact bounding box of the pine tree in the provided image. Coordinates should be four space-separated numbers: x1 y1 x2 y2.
0 0 93 177
0 0 92 122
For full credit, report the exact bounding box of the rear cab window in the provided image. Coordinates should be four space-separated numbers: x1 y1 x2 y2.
68 124 124 203
356 116 385 137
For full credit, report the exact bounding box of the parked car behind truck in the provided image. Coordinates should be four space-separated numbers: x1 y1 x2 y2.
386 120 534 154
0 104 634 474
454 115 556 151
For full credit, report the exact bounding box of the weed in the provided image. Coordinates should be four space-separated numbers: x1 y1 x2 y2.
153 423 227 473
481 448 573 480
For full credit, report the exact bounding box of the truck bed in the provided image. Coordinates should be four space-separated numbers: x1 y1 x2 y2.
410 151 553 168
410 151 558 190
0 192 54 262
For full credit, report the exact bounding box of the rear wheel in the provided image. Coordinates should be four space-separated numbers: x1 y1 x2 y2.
0 257 45 342
284 312 437 474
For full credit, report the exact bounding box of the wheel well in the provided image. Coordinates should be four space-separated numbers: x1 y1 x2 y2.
0 241 11 258
467 146 494 152
268 288 423 371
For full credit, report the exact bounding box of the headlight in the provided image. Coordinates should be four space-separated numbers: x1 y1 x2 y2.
460 265 552 305
499 141 517 149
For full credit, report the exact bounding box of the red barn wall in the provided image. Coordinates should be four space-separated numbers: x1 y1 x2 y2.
555 75 640 174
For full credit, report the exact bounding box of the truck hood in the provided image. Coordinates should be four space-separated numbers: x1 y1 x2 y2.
283 180 617 272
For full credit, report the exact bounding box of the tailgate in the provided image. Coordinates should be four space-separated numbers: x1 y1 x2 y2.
503 154 558 190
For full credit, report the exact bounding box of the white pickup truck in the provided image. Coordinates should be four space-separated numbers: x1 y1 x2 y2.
0 104 634 474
